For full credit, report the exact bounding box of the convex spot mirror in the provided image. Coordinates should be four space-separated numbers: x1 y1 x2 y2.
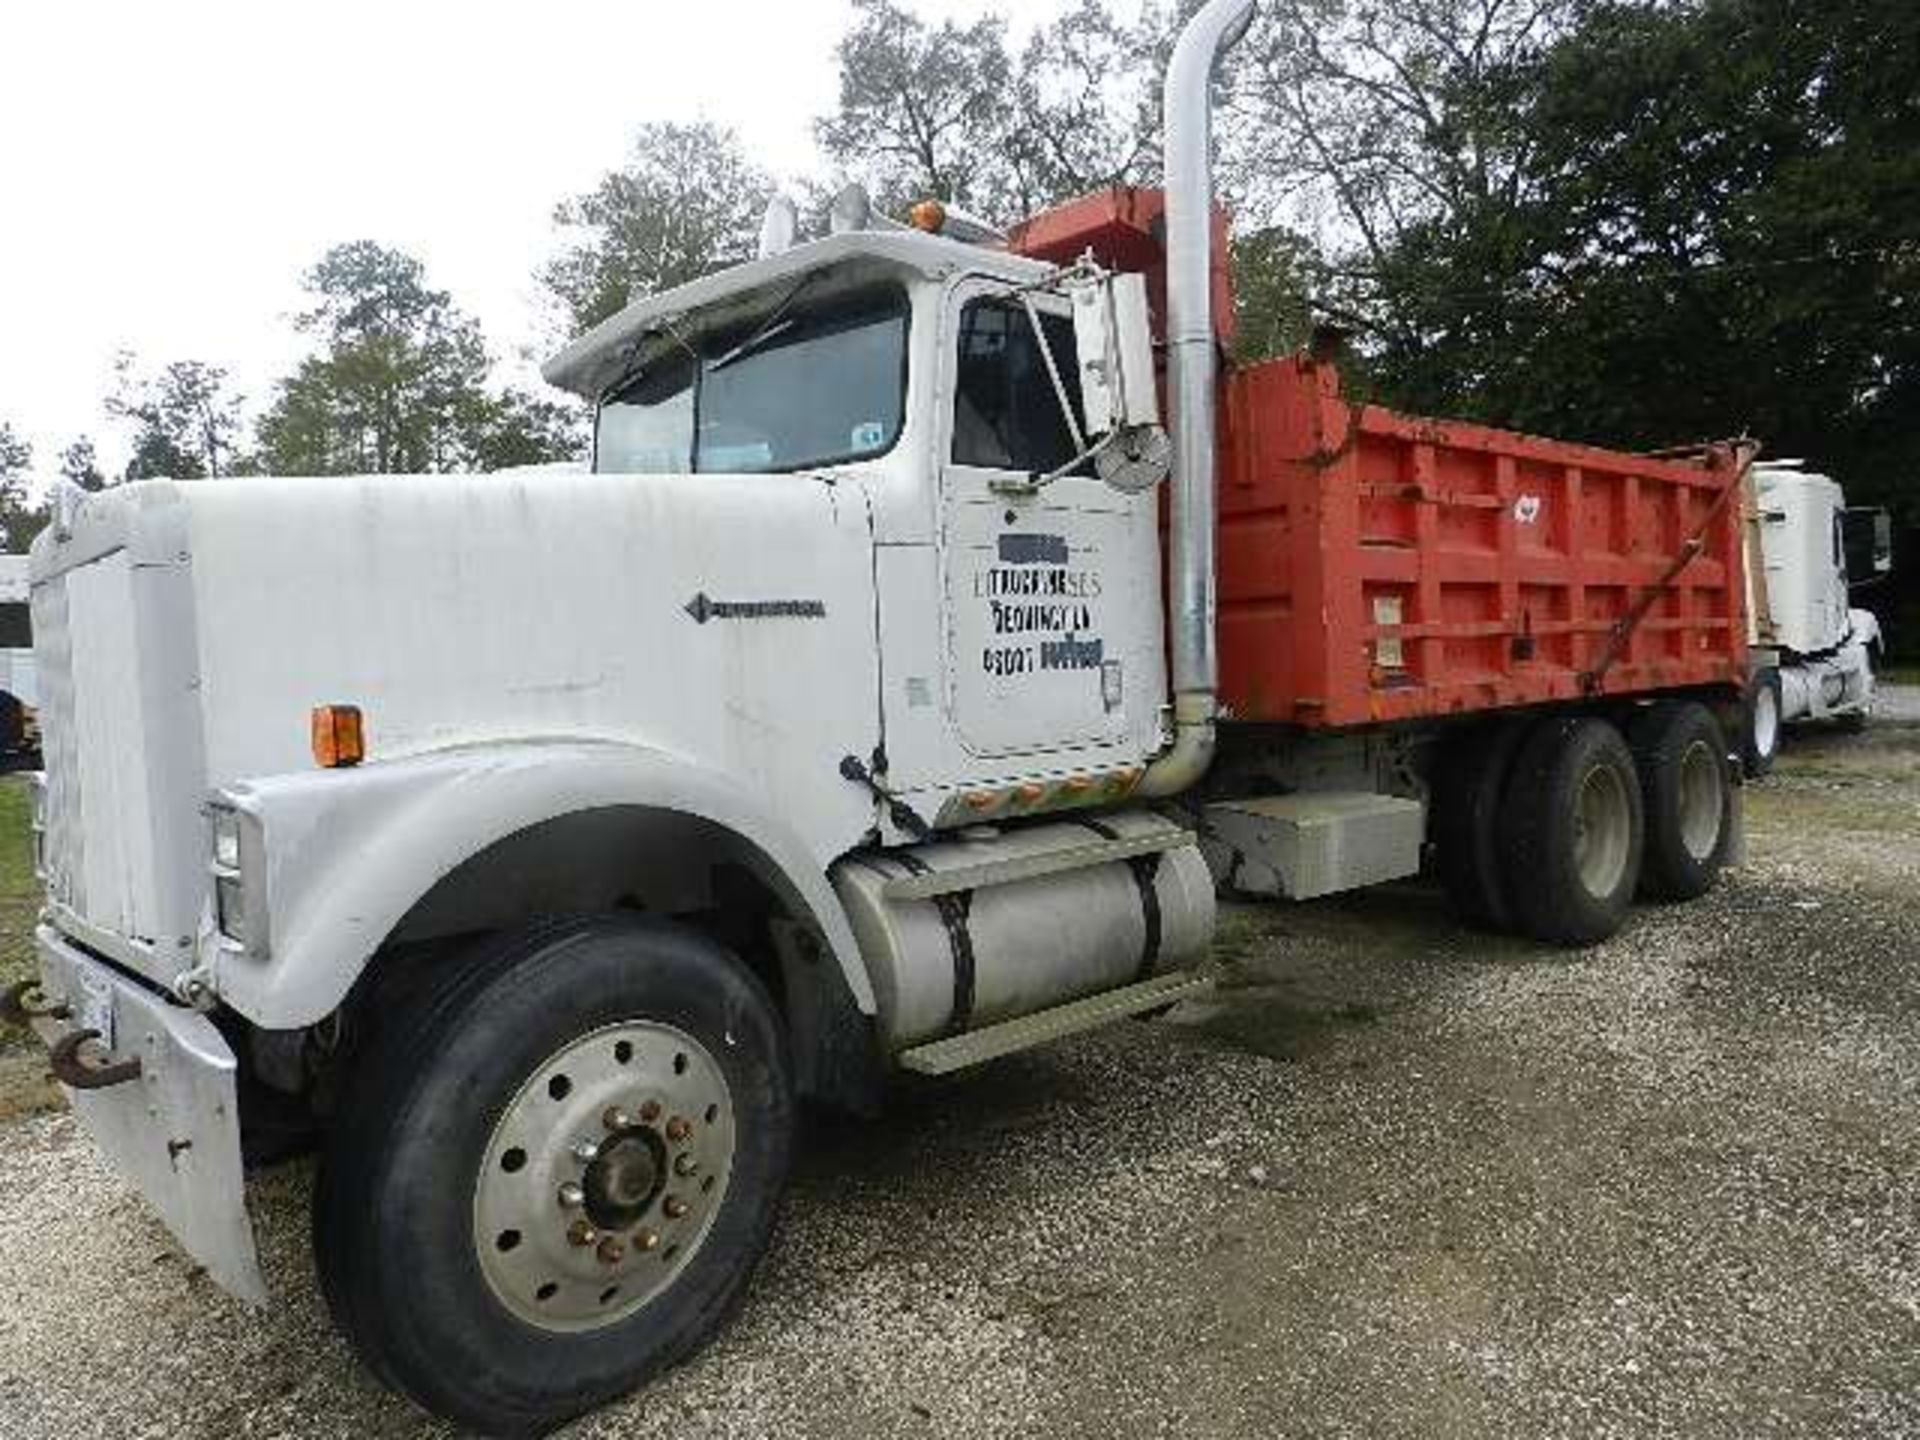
1069 271 1169 494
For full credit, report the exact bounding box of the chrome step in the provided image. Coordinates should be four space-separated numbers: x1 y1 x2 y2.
895 970 1213 1076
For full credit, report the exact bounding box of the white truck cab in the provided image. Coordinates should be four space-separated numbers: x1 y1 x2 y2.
1739 459 1892 770
0 553 36 756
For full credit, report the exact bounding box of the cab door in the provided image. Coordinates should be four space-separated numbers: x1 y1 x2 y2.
930 280 1164 769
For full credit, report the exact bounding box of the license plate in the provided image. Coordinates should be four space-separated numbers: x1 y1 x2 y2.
77 973 115 1052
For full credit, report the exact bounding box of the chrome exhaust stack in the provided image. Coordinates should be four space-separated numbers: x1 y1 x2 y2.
1139 0 1255 798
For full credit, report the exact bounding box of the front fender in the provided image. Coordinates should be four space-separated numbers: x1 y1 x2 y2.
209 739 875 1029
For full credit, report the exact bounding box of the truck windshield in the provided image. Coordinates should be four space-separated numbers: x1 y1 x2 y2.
595 287 909 475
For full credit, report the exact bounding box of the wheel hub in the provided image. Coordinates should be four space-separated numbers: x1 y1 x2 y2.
1573 763 1632 898
583 1131 666 1229
472 1020 735 1333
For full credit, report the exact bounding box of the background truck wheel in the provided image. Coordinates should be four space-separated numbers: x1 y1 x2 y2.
1433 720 1527 931
313 915 793 1437
1742 669 1783 777
1497 717 1645 946
1629 702 1733 901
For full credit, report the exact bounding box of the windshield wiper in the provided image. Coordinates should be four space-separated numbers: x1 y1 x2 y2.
709 272 822 372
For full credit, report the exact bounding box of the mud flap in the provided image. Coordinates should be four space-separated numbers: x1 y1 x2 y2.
34 925 268 1304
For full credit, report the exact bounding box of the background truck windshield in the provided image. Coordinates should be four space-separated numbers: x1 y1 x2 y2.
595 288 909 474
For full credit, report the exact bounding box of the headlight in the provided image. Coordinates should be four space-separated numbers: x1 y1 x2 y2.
215 874 245 940
211 808 242 872
207 800 264 952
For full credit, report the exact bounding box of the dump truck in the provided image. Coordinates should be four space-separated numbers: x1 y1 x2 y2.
3 1 1772 1432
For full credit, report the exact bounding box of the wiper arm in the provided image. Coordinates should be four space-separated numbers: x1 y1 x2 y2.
708 271 821 372
710 317 795 371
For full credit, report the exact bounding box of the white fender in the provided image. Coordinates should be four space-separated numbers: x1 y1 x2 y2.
209 739 875 1029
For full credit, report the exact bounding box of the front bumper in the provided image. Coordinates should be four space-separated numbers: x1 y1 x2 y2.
12 924 266 1304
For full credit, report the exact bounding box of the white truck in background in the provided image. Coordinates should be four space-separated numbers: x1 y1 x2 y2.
0 554 38 760
1738 460 1893 773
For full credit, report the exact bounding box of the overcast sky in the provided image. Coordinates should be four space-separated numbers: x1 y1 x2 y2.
0 0 1066 476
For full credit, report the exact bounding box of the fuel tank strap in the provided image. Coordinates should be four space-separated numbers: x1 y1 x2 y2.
1075 819 1164 982
888 852 978 1036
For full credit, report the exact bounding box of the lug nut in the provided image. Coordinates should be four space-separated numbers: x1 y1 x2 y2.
596 1236 627 1266
571 1138 601 1165
639 1099 662 1124
673 1154 699 1177
568 1219 599 1248
665 1116 692 1143
603 1106 634 1132
662 1195 689 1220
557 1181 586 1209
633 1228 660 1252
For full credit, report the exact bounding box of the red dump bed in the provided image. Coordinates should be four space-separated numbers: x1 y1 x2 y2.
1217 358 1749 728
1013 187 1752 731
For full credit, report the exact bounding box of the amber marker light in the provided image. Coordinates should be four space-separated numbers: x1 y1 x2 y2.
311 704 366 768
907 198 947 234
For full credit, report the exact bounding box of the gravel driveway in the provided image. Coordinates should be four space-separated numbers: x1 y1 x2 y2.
3 694 1917 1439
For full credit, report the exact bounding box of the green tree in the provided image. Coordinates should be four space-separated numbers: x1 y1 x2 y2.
1231 0 1587 364
258 241 576 474
109 355 243 479
0 422 47 554
1003 0 1174 214
818 0 1173 226
818 0 1016 216
58 436 107 492
542 123 769 334
1320 0 1919 521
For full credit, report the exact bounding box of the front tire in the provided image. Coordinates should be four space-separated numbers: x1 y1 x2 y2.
314 916 793 1437
1742 669 1783 777
1498 717 1645 946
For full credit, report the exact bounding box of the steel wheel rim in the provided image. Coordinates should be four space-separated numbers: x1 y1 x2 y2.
473 1020 735 1333
1676 739 1724 861
1572 763 1632 898
1753 685 1779 756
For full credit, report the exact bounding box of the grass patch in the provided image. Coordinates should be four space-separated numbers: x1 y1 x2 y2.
1883 666 1920 687
0 779 38 997
0 778 59 1118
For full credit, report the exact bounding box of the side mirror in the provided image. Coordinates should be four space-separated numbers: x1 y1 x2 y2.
1070 272 1169 493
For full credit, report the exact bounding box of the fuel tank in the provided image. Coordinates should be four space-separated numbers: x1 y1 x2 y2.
831 810 1214 1051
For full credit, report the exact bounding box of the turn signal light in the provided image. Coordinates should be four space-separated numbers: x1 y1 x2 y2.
908 198 947 234
311 704 366 769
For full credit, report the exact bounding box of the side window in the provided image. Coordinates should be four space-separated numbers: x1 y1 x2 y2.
951 299 1088 474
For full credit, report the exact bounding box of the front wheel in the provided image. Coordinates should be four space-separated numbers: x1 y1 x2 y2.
1742 669 1783 777
314 916 793 1437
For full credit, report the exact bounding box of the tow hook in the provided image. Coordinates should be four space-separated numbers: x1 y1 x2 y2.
1 978 145 1091
0 978 66 1028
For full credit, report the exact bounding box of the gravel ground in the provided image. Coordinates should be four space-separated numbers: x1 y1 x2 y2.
2 693 1918 1439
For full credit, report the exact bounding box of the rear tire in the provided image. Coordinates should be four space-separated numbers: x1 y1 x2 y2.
1742 669 1783 777
1497 717 1644 946
1433 721 1527 931
313 915 793 1437
1629 702 1733 901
